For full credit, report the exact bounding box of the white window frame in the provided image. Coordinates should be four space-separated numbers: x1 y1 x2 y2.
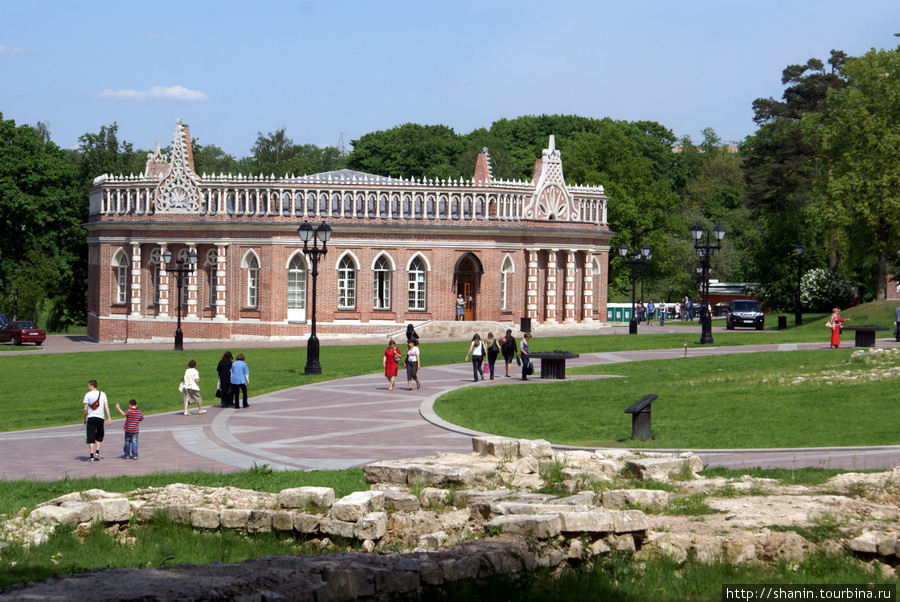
338 255 357 309
408 256 427 310
242 253 260 308
373 255 392 310
500 255 515 311
287 254 307 314
113 250 128 304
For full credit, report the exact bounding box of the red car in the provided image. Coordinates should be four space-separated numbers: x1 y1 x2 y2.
0 321 47 346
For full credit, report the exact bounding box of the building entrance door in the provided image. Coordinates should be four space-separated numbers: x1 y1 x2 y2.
454 252 482 321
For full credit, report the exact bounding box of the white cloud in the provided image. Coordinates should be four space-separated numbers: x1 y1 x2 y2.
94 85 208 102
0 46 24 55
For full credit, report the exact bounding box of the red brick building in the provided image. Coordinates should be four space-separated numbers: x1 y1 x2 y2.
85 120 613 342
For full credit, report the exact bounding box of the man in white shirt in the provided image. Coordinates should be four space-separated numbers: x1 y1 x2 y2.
82 380 112 462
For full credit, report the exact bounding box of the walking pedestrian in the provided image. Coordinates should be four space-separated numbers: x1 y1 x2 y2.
383 340 401 391
405 340 421 390
230 353 250 407
520 332 533 380
82 380 111 462
114 399 143 460
500 329 517 377
464 333 486 382
658 300 667 326
182 360 205 416
217 351 233 408
485 332 500 380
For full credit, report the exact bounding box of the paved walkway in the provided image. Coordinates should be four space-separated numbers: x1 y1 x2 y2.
2 327 899 480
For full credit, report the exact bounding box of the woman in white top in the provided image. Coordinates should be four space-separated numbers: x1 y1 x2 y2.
405 340 421 390
182 359 205 416
463 333 485 382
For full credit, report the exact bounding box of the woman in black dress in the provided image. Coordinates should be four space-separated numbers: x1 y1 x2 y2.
216 351 233 408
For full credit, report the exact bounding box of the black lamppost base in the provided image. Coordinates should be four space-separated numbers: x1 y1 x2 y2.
174 328 184 351
794 311 803 327
699 317 714 345
304 335 321 375
629 319 638 335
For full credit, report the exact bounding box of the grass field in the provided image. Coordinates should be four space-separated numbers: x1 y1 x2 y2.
434 347 900 449
1 301 897 435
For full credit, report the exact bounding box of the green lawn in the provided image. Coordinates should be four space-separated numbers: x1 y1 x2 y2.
434 348 900 449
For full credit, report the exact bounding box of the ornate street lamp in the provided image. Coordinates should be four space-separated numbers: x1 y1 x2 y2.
161 249 197 351
298 220 332 375
618 242 652 335
795 243 804 327
690 223 726 345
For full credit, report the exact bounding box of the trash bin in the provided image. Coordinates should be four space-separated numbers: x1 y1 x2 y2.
520 317 532 333
778 316 787 330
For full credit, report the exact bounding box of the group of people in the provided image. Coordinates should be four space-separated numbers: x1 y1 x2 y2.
213 352 251 411
381 328 535 390
464 330 532 381
636 297 699 325
179 353 251 416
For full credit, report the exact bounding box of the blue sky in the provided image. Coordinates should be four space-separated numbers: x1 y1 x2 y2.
1 0 897 158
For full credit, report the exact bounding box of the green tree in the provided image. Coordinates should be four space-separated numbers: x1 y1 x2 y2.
0 114 82 327
811 45 900 299
192 141 243 176
564 122 681 299
741 51 849 310
249 128 345 177
347 123 464 180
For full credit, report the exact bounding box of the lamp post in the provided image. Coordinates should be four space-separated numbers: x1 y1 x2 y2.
161 249 197 351
298 220 331 375
618 243 652 335
795 243 804 326
690 223 725 345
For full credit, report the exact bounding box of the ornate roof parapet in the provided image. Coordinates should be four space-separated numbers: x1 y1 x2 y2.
525 136 575 221
153 119 202 213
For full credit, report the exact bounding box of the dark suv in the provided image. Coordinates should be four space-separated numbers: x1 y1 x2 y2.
725 299 765 330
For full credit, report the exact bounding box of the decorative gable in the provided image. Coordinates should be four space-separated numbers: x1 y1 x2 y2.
525 136 576 221
153 119 201 213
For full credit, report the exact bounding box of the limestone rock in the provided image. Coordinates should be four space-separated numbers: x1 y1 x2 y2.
332 491 385 522
247 510 272 532
601 489 670 509
472 436 519 458
418 531 448 549
420 487 450 507
484 514 561 539
559 510 614 534
355 512 387 541
190 507 219 529
383 489 420 512
27 505 80 526
278 486 335 509
612 510 649 533
293 512 321 534
319 517 356 539
89 498 131 523
626 455 703 481
219 509 251 529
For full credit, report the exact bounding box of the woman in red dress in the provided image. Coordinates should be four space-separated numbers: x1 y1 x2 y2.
829 307 848 349
383 339 402 390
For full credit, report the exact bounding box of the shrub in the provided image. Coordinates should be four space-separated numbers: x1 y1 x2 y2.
800 268 853 312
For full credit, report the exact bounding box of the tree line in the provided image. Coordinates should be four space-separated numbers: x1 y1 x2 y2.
1 42 897 328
